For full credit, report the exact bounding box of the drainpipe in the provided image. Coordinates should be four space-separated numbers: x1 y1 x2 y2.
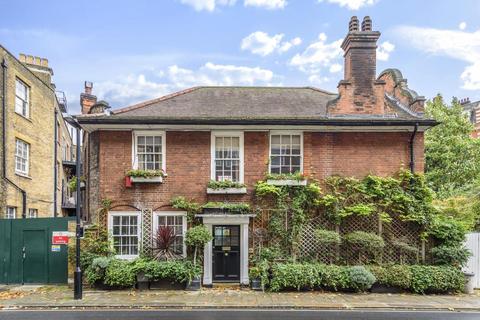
2 58 27 219
53 109 58 217
409 123 419 173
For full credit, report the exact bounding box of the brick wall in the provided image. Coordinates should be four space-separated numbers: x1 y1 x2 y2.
91 130 424 219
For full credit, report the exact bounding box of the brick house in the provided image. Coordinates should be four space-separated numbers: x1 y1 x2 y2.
460 98 480 138
76 17 436 285
0 45 75 219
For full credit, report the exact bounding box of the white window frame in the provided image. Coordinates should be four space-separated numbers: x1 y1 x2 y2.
6 207 16 219
152 211 187 258
108 211 142 260
15 78 30 118
15 139 30 176
27 208 38 218
210 131 244 183
268 131 303 175
132 130 166 172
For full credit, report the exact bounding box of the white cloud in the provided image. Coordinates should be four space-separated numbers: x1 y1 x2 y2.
241 31 301 56
179 0 236 11
329 63 342 73
96 62 277 106
395 25 480 90
377 41 395 61
290 33 343 73
308 74 330 85
459 22 467 30
244 0 287 9
317 0 378 10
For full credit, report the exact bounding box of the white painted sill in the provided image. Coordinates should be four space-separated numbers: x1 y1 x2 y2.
130 176 163 183
206 187 247 194
266 179 307 186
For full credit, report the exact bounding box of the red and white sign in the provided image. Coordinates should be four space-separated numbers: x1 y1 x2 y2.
52 231 71 245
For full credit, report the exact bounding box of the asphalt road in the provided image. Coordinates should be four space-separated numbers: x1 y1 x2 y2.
1 310 480 320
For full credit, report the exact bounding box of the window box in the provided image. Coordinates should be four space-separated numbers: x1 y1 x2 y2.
129 176 164 183
202 202 251 215
266 179 307 186
206 187 247 194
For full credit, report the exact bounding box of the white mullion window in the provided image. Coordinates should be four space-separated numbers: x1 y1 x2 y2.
153 212 187 257
108 212 141 259
6 207 16 219
211 132 244 182
132 131 166 171
269 132 303 174
28 208 38 218
15 78 30 118
15 139 29 176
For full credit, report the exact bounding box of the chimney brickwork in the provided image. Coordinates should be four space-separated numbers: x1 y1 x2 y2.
80 81 98 114
18 53 54 85
330 16 386 115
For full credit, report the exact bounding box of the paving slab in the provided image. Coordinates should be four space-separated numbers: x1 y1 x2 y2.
0 285 479 311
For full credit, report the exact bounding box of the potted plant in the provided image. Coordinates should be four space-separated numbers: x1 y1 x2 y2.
125 169 166 185
265 172 307 186
185 225 213 290
206 180 247 194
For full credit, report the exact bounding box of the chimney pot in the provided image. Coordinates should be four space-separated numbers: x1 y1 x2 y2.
19 54 26 63
362 16 372 31
349 16 359 32
84 81 93 95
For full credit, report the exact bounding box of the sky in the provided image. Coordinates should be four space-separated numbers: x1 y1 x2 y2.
1 0 479 113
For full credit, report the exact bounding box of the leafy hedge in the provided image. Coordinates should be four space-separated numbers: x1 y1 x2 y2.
85 258 200 288
368 265 465 294
266 263 464 294
269 263 374 292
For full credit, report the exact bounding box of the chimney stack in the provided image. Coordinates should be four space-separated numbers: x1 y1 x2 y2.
80 81 97 114
19 53 54 86
330 16 385 115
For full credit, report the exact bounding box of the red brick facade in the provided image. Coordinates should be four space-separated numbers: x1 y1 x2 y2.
94 130 424 212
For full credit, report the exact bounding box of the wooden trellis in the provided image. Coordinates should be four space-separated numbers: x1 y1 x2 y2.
250 208 425 265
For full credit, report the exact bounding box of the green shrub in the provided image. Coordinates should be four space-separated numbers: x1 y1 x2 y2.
85 256 112 285
202 202 251 214
368 265 412 290
431 245 472 268
207 180 246 189
344 231 385 263
104 259 136 288
185 225 213 267
69 226 114 271
428 215 468 247
126 169 165 178
410 265 465 294
348 266 376 292
269 263 318 291
315 229 341 246
317 265 350 291
132 259 201 284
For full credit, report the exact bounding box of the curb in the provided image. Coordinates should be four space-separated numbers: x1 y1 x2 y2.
2 305 480 312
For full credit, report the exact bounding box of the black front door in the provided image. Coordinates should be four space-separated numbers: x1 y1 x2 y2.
213 225 240 281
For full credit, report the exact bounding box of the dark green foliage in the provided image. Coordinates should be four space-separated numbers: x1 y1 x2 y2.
410 265 465 294
368 265 464 294
202 202 251 214
132 259 201 284
126 169 165 177
314 229 341 263
265 172 306 181
431 245 472 268
348 266 376 292
207 180 246 189
344 231 385 263
171 196 202 222
104 259 136 287
69 225 114 271
425 95 480 198
185 225 213 267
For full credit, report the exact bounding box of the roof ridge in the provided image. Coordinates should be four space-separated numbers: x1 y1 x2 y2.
112 86 201 115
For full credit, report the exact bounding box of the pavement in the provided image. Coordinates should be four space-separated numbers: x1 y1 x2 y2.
0 285 480 312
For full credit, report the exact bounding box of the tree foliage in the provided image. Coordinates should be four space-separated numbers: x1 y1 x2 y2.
425 95 480 198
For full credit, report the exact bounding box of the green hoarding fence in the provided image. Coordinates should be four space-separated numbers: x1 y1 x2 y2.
0 217 71 284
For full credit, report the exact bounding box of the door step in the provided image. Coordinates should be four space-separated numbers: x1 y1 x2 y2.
212 283 242 290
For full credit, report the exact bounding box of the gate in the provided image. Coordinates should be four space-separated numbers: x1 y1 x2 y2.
465 232 480 288
0 217 71 284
